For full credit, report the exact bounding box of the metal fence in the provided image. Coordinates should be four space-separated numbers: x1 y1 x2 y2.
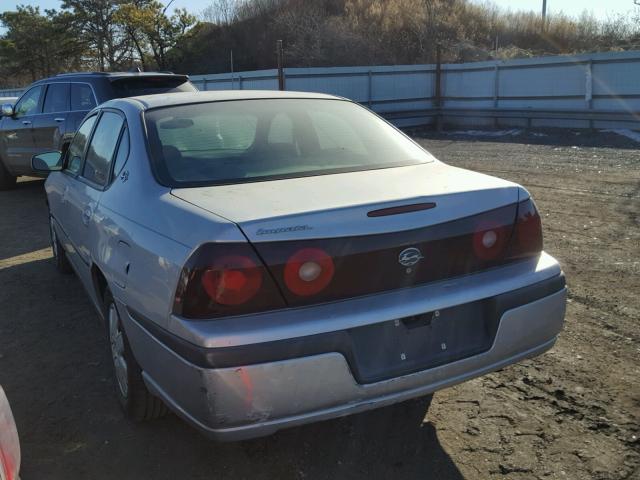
2 50 639 130
190 50 640 130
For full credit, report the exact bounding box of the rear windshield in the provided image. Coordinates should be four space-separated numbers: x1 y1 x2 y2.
111 77 196 97
144 99 433 186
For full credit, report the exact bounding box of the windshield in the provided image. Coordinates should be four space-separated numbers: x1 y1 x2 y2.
144 98 433 186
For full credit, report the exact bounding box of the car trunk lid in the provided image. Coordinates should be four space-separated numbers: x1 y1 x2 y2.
172 163 525 307
171 162 520 242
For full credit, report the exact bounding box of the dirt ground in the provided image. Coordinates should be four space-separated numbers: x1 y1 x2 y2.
0 129 638 480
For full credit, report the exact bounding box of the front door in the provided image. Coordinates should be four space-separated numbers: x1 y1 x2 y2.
2 85 44 175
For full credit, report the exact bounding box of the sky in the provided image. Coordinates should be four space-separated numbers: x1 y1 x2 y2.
0 0 637 19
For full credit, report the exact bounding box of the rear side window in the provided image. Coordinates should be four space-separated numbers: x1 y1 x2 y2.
71 84 96 111
66 115 97 175
83 112 124 185
43 83 70 113
111 77 196 97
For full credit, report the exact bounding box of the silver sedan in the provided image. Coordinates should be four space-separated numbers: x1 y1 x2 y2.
33 91 566 441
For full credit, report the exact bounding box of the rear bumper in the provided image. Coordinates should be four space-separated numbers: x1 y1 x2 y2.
120 254 566 441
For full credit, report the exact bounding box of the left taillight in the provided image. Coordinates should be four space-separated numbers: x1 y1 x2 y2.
173 243 286 319
0 387 20 480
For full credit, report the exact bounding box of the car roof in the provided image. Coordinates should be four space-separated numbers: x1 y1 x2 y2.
104 90 346 111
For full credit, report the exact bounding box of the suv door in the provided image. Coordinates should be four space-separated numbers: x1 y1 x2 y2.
32 82 71 157
66 110 125 280
1 85 43 175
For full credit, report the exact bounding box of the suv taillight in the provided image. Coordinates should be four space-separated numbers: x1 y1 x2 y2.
173 243 286 319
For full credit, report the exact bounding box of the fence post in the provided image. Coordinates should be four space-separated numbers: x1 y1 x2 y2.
435 44 442 132
367 70 372 108
586 60 594 130
277 40 285 91
493 65 500 129
238 75 243 90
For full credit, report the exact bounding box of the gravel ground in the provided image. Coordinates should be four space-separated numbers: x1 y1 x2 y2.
0 129 638 479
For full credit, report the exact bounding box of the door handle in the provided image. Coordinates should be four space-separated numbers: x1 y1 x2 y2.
82 206 93 226
54 118 65 123
21 120 31 125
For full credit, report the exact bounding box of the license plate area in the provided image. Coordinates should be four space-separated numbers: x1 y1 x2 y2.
348 299 497 383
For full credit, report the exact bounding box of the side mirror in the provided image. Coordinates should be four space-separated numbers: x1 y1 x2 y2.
32 152 63 173
1 103 14 117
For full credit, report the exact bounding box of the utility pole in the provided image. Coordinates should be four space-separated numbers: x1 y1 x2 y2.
276 40 285 91
542 0 547 19
435 42 442 132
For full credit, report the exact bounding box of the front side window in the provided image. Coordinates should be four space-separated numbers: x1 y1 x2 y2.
43 83 70 113
14 86 43 118
144 99 433 186
71 84 96 111
83 112 124 185
66 115 97 175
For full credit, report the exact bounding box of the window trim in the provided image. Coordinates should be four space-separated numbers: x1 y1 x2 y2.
78 108 127 191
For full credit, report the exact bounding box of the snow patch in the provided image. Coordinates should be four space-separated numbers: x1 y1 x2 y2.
602 129 640 143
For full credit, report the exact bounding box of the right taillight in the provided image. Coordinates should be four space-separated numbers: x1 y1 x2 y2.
173 243 286 319
508 197 543 259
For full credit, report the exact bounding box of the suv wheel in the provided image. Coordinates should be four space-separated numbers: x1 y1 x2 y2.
49 216 73 274
104 290 168 421
0 162 16 190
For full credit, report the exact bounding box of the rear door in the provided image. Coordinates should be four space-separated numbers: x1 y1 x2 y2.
70 110 126 274
1 85 44 175
32 82 70 155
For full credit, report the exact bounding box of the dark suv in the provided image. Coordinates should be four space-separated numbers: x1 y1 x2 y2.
0 72 196 189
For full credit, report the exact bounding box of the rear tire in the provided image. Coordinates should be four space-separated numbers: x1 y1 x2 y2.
104 290 168 422
0 162 16 190
49 215 73 274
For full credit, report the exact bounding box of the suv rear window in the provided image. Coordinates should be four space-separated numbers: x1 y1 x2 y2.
144 98 433 187
111 77 196 97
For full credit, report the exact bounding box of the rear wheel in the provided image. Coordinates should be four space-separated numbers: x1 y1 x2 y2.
49 216 73 274
104 290 168 421
0 162 16 190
